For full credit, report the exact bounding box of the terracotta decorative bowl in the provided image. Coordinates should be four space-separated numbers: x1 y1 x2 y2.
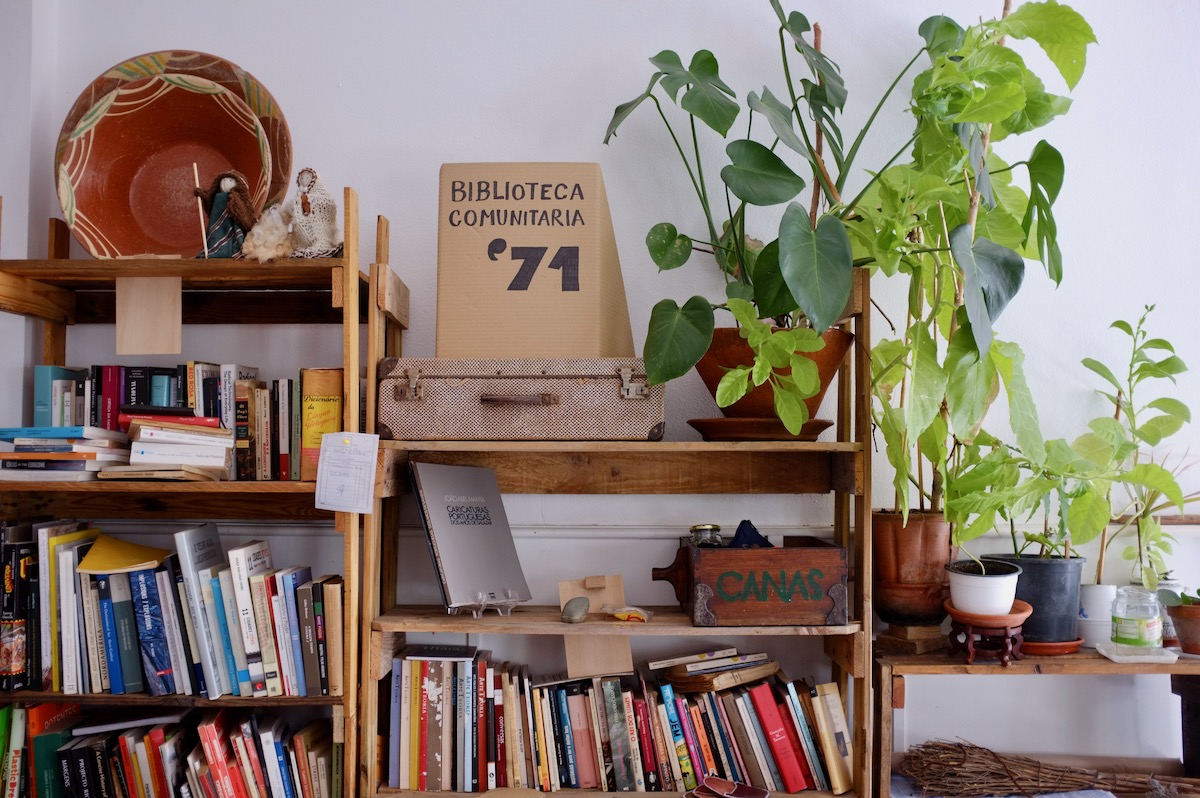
56 50 291 208
57 74 271 258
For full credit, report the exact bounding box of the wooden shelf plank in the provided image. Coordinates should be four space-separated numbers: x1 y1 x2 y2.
374 605 861 637
376 442 864 496
375 790 853 798
879 650 1200 676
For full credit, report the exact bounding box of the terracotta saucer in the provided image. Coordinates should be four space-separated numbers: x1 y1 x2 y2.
944 598 1033 628
1020 638 1084 656
687 417 833 442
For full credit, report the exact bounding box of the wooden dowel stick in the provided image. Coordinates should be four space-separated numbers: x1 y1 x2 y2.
193 163 208 258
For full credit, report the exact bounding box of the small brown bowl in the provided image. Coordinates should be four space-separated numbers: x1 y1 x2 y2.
945 598 1033 628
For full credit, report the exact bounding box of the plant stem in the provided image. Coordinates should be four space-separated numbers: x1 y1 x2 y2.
688 110 724 268
837 47 925 195
778 26 840 205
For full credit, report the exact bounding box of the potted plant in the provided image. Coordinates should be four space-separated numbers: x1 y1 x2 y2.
950 307 1195 642
1159 589 1200 655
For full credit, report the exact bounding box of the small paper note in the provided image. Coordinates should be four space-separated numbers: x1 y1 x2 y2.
314 431 379 513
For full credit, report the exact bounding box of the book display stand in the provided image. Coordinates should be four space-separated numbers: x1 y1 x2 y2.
359 269 875 797
0 190 384 798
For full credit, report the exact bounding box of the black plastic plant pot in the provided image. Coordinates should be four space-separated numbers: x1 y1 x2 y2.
989 554 1086 643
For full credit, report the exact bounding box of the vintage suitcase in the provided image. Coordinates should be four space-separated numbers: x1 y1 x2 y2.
377 357 665 441
652 536 848 626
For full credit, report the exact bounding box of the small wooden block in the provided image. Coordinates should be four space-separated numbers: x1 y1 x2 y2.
886 623 947 641
582 575 608 590
558 574 633 679
116 276 182 354
874 631 948 656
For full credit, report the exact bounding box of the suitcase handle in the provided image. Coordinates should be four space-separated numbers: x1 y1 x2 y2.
479 393 560 406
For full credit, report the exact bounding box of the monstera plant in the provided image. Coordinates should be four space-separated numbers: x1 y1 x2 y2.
604 0 1094 449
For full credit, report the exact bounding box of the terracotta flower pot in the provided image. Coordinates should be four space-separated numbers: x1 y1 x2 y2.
872 511 957 625
1167 603 1200 655
694 326 853 419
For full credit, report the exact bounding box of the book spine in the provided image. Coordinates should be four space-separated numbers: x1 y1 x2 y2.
786 681 828 790
130 568 174 696
322 578 344 697
601 679 635 791
542 687 567 788
312 587 329 696
209 571 241 697
254 386 272 481
658 683 695 789
249 573 284 697
107 573 144 694
57 547 80 695
228 543 270 697
633 697 661 791
299 369 343 481
101 366 122 430
296 583 321 698
388 658 403 789
169 558 207 698
269 578 295 696
96 575 125 695
217 568 252 696
155 569 190 695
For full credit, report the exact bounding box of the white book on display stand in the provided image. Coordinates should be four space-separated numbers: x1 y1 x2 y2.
409 462 531 612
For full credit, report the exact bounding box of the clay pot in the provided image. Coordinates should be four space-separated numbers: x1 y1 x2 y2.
873 511 957 625
1167 603 1200 655
694 326 853 419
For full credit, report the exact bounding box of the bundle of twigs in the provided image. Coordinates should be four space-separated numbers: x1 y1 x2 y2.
900 741 1200 796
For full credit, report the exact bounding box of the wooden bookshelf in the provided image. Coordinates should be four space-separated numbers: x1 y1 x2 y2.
875 651 1200 796
0 189 384 798
359 271 874 796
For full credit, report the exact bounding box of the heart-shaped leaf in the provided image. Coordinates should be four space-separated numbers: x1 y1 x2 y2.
778 206 853 333
646 223 693 270
643 296 715 384
748 240 799 319
919 15 965 60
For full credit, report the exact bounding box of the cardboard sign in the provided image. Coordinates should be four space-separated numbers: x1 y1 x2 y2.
436 162 634 359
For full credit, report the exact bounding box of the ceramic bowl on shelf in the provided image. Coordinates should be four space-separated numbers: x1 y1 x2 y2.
57 73 271 258
56 50 291 208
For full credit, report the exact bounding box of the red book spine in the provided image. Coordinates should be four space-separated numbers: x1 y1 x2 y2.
777 696 814 788
477 659 487 791
101 366 122 430
633 697 661 791
748 683 806 792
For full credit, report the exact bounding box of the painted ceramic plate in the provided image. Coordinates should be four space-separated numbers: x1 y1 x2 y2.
56 50 291 207
687 417 833 442
57 74 271 258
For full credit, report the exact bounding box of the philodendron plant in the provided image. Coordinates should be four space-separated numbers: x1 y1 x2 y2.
604 0 1095 447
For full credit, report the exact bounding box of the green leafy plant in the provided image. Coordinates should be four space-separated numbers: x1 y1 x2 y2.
1158 588 1200 607
945 307 1195 578
603 0 1095 456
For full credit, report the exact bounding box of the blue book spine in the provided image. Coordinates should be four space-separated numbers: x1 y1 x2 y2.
283 567 311 697
557 687 578 788
659 682 697 790
129 566 175 696
96 574 125 695
210 573 243 697
275 739 297 798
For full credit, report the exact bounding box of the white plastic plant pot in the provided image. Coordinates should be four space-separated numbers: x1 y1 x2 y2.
946 558 1022 616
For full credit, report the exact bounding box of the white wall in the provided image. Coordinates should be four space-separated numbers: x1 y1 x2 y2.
2 0 1198 764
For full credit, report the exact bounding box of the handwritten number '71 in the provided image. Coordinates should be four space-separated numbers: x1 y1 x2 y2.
488 238 579 292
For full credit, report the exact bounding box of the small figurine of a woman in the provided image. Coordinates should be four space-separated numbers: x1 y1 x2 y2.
195 170 259 258
289 167 342 257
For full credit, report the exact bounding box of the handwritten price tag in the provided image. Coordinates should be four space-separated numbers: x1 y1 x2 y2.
314 432 379 513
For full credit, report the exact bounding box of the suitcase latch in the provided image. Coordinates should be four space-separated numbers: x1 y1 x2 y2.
619 368 649 399
395 368 423 400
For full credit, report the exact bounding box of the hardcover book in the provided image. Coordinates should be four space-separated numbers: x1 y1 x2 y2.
173 523 227 698
227 539 273 697
811 681 853 795
409 462 531 612
129 565 175 696
299 368 343 481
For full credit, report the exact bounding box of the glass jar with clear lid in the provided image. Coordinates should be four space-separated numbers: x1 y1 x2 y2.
1111 586 1163 654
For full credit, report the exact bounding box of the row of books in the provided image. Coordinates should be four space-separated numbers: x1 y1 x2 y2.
384 645 854 794
0 520 344 700
18 364 345 483
0 703 339 798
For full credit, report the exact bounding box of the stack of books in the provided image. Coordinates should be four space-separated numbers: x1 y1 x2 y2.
0 425 130 482
107 419 236 481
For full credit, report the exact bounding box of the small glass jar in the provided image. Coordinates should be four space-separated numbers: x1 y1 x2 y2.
690 523 724 547
1111 586 1163 654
